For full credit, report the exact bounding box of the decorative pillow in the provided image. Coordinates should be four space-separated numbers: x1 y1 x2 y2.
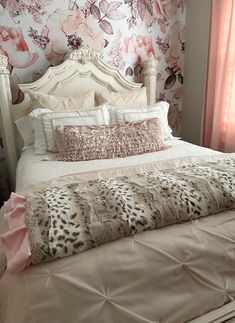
109 101 173 139
55 118 169 161
29 106 110 154
95 87 147 108
28 90 95 111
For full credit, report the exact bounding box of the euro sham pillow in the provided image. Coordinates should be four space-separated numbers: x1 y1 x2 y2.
109 101 173 140
55 117 169 161
29 105 110 154
95 87 147 108
28 90 95 112
14 91 95 151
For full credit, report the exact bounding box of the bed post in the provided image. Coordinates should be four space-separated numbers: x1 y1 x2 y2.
143 54 158 106
0 54 17 191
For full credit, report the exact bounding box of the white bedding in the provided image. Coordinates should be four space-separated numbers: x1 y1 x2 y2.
1 144 235 323
16 139 220 194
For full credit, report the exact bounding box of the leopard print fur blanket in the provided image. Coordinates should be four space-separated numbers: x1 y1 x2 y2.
25 157 235 265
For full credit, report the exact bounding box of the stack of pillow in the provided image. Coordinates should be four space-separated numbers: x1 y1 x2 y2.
15 87 173 161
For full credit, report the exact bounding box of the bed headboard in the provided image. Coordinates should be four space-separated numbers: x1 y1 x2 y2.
0 45 158 190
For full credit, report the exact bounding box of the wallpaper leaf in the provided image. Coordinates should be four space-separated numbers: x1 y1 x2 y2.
126 66 133 76
90 4 101 20
154 0 163 16
164 74 177 90
106 10 126 20
104 39 109 47
137 0 146 21
108 1 122 11
145 0 153 16
69 0 79 10
99 19 113 34
99 0 109 14
178 73 183 84
0 0 6 9
28 27 49 50
165 67 173 75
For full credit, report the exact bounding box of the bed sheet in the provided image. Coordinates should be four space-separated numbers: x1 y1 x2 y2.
16 139 220 194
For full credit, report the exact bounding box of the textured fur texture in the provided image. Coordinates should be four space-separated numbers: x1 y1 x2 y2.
25 157 235 265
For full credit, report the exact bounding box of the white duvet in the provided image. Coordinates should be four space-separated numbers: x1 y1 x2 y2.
2 140 235 323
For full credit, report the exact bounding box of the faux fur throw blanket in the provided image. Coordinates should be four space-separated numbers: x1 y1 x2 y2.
21 157 234 266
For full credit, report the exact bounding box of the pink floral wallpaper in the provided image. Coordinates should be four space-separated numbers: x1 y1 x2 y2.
0 0 185 199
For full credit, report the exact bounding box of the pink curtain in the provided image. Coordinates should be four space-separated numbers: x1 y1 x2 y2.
202 0 235 152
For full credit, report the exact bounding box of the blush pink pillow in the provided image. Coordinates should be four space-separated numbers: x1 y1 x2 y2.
55 118 169 161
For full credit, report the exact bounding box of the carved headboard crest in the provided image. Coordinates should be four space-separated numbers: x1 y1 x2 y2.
69 45 103 64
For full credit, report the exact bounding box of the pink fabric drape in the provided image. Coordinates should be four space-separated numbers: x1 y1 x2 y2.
202 0 235 152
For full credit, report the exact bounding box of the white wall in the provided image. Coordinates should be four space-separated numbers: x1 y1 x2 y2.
181 0 211 145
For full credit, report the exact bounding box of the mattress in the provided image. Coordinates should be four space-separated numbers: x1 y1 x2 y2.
1 140 235 323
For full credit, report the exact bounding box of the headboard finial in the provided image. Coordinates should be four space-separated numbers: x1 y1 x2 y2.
143 54 157 105
69 45 103 64
143 54 157 76
0 54 8 72
0 52 17 190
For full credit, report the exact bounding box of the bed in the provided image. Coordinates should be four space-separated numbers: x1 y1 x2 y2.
0 45 235 323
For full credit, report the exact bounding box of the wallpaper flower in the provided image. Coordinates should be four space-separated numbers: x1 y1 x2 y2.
0 26 39 67
0 0 185 200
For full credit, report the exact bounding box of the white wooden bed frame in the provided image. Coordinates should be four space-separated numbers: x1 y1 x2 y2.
0 45 157 190
0 45 235 323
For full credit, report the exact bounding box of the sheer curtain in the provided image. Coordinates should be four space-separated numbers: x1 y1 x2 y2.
202 0 235 152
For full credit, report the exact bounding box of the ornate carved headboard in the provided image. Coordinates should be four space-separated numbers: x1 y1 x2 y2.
0 45 158 190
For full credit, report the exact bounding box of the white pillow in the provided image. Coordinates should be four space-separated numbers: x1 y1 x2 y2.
95 87 147 108
109 101 173 139
15 91 96 150
15 116 34 150
29 90 95 111
29 105 110 154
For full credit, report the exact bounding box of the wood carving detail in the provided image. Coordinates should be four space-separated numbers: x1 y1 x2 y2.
69 45 103 64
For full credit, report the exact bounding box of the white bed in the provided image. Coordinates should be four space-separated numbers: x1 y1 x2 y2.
0 46 235 323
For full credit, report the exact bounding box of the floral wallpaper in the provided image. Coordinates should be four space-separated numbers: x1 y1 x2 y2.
0 0 185 199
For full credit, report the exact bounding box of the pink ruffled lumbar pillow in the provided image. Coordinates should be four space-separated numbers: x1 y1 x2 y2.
55 117 170 161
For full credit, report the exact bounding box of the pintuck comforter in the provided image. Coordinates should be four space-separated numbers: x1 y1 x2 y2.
1 153 235 323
